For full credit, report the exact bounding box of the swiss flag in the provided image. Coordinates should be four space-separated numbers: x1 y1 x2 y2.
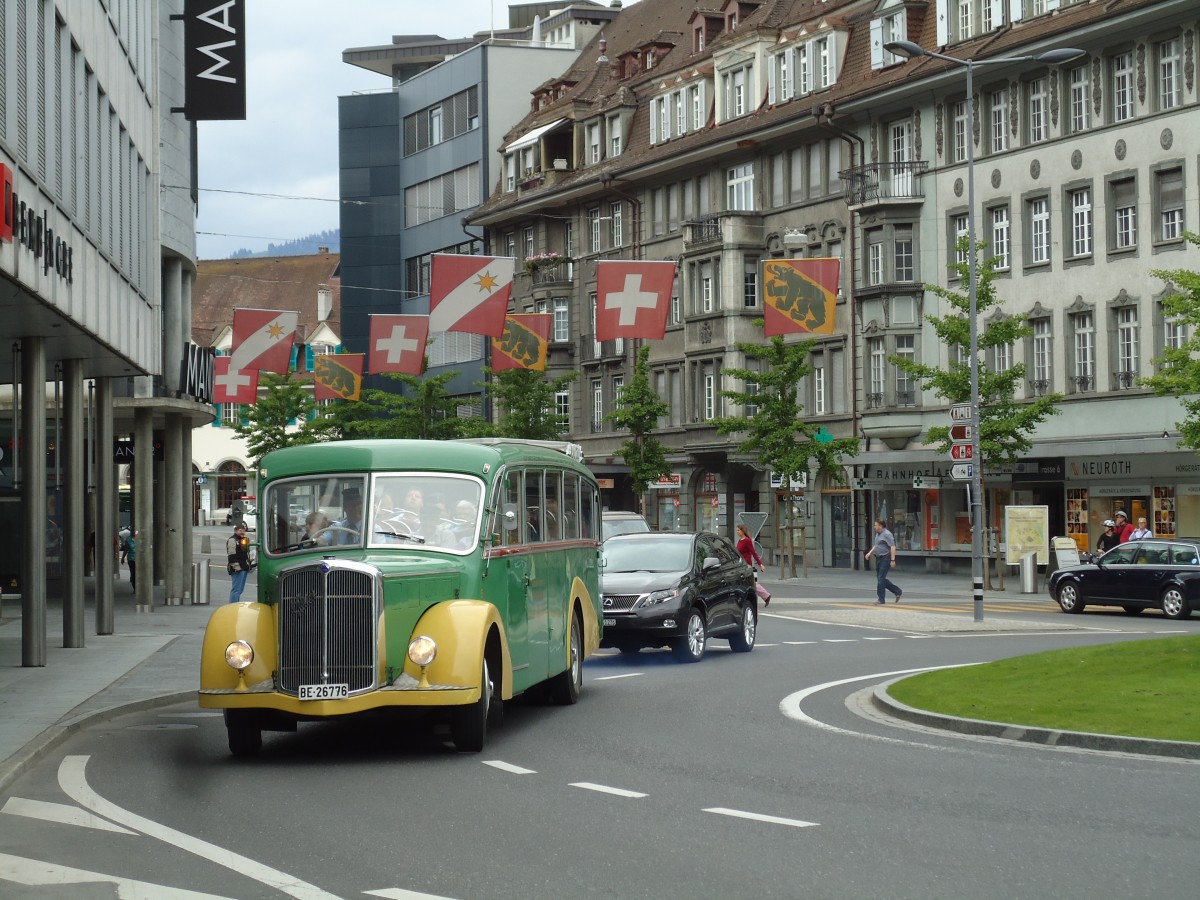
369 315 429 375
595 260 675 341
314 354 364 401
213 356 259 405
429 254 514 337
229 308 299 375
762 259 839 337
492 314 551 371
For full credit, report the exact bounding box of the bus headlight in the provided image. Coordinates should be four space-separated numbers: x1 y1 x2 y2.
408 635 438 667
225 640 254 671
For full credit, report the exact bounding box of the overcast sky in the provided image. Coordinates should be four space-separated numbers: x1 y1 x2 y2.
193 1 640 260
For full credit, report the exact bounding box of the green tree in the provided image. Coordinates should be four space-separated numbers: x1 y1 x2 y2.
231 372 323 464
483 367 578 439
605 345 670 497
325 369 473 440
715 332 859 575
1140 232 1200 447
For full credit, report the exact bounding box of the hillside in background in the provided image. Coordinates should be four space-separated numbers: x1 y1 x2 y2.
229 229 340 259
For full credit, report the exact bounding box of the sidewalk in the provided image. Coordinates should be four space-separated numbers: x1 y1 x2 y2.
0 557 1164 791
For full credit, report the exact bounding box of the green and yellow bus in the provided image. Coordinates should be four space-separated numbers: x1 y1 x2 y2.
198 438 603 756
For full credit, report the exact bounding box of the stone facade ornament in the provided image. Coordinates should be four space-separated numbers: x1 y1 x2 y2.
954 178 963 198
1136 44 1147 105
1115 139 1127 160
991 169 1001 189
935 103 943 158
1161 128 1173 150
1185 30 1195 92
1009 82 1019 137
1030 159 1041 180
1092 58 1103 117
1071 149 1083 170
972 92 980 146
913 109 922 160
1050 70 1059 128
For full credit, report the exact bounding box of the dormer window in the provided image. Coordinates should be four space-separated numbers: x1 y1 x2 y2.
728 13 737 30
770 28 841 103
651 81 708 145
870 7 908 70
695 26 705 53
645 50 654 70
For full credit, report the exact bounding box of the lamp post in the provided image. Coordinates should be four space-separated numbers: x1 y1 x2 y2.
883 40 1083 621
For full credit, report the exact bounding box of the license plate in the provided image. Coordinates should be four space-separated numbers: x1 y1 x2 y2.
299 683 348 700
603 617 616 626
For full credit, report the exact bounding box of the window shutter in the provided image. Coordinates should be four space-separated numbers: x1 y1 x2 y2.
289 344 299 372
650 98 658 143
870 19 884 69
936 4 949 45
768 56 777 104
697 81 707 126
305 345 314 371
784 48 794 98
1009 0 1023 23
989 0 1004 29
212 405 222 426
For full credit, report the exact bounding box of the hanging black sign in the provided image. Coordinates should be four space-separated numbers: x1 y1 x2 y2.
182 0 247 121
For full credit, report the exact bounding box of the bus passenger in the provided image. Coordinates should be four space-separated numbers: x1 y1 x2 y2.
333 490 363 543
305 511 332 545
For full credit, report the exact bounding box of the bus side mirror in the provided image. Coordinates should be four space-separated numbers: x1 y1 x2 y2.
502 504 519 531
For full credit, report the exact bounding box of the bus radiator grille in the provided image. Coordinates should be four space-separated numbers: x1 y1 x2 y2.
277 567 377 695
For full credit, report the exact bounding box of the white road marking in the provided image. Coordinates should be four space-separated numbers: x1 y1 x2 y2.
703 808 818 829
160 712 223 718
593 673 643 681
754 643 780 647
782 641 817 645
821 639 856 643
862 637 895 641
482 760 536 775
0 852 237 898
569 782 647 798
364 888 460 899
57 756 342 900
2 797 135 834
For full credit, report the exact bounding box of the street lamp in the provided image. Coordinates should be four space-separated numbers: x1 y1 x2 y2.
883 40 1084 622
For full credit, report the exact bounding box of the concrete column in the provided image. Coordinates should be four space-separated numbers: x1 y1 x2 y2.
165 413 184 603
95 378 115 634
63 358 85 648
134 408 154 613
20 337 47 666
182 425 195 591
153 434 166 587
163 257 183 395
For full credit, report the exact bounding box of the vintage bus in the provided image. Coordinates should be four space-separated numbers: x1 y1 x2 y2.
198 438 603 756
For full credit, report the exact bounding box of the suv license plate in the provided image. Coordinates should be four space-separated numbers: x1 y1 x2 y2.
299 683 349 700
603 617 616 626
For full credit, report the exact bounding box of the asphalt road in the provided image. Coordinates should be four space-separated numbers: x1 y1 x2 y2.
1 611 1196 899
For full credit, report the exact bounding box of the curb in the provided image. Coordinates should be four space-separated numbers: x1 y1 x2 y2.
872 678 1200 760
0 690 196 794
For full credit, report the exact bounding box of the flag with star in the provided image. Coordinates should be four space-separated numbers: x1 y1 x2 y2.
429 254 515 337
229 308 300 375
368 314 429 375
762 259 840 337
594 260 675 341
314 353 364 401
213 356 259 404
492 314 551 371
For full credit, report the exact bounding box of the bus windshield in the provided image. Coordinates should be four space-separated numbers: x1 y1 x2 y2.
262 473 484 555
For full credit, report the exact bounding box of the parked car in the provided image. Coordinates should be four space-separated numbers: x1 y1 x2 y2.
241 506 257 532
1049 538 1200 619
600 531 757 662
601 510 651 541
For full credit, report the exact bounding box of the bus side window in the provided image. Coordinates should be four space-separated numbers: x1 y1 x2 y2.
581 483 598 541
501 470 522 546
544 470 561 542
562 474 579 539
525 469 543 543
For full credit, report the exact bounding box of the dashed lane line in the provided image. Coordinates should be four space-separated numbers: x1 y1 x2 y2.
703 808 818 829
569 782 647 798
482 760 536 775
593 673 643 681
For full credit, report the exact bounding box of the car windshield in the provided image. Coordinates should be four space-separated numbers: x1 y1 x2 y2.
262 474 484 556
603 536 692 573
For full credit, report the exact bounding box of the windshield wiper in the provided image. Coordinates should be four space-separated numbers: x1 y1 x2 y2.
376 529 425 544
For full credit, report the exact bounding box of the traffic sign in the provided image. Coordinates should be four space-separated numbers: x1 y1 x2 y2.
949 424 973 443
950 403 974 422
949 444 974 461
950 463 973 481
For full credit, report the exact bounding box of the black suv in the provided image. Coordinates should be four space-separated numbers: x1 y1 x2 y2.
600 532 757 662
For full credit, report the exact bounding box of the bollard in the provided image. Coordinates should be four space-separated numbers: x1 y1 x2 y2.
192 559 211 605
1019 551 1038 594
200 534 212 555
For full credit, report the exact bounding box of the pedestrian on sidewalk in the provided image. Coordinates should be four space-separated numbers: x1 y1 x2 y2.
1095 519 1121 555
865 517 902 604
736 523 769 607
227 523 252 603
1112 509 1134 543
125 528 138 590
1130 517 1152 541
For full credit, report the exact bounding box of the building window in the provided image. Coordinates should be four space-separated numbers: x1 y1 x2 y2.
1116 306 1139 387
990 88 1008 152
555 390 571 431
991 206 1010 270
743 256 759 308
587 207 601 253
587 122 601 164
1031 317 1053 394
813 362 827 415
951 214 969 267
1070 187 1093 258
1027 78 1047 143
1111 52 1134 122
992 339 1013 375
894 227 914 282
1156 167 1184 242
1072 311 1095 391
727 162 755 211
770 47 793 102
591 379 603 432
894 334 915 406
952 100 968 163
867 229 884 285
553 298 569 342
1163 304 1187 353
871 10 908 69
610 202 623 248
1158 38 1181 110
957 0 974 41
689 84 704 131
721 65 749 120
1110 178 1137 251
523 226 535 260
607 113 623 157
1028 197 1051 265
1069 65 1090 133
868 337 887 406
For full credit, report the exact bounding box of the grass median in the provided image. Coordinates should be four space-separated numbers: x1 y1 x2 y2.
887 635 1200 743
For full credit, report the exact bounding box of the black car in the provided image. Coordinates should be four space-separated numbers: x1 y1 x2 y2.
1048 538 1200 619
600 531 757 662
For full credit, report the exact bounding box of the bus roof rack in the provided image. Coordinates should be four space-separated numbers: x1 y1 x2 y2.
455 437 585 463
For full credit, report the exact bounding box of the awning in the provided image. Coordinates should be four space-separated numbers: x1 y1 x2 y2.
503 118 566 153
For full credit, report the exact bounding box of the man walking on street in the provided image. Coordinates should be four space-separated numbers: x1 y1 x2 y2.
227 523 252 603
865 517 902 604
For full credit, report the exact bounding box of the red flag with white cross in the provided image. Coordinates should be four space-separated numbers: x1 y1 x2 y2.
213 356 259 405
229 308 300 374
429 254 515 337
368 314 429 375
594 260 675 341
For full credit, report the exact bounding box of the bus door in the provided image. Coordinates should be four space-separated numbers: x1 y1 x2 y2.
497 469 531 686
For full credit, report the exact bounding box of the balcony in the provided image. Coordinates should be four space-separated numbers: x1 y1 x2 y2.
683 213 763 248
1113 369 1138 389
841 161 928 210
527 260 573 286
580 333 626 363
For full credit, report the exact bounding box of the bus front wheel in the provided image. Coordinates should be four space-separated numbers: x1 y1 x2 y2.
452 658 492 752
225 710 262 758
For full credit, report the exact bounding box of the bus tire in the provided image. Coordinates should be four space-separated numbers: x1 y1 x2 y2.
548 611 583 705
452 658 492 752
225 710 262 758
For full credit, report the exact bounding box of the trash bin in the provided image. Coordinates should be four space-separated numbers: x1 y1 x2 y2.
1019 551 1038 594
191 559 211 605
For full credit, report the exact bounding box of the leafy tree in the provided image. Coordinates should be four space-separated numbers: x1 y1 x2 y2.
715 332 859 574
605 345 670 496
325 369 473 440
892 237 1063 461
483 368 578 439
231 372 323 464
1140 232 1200 448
